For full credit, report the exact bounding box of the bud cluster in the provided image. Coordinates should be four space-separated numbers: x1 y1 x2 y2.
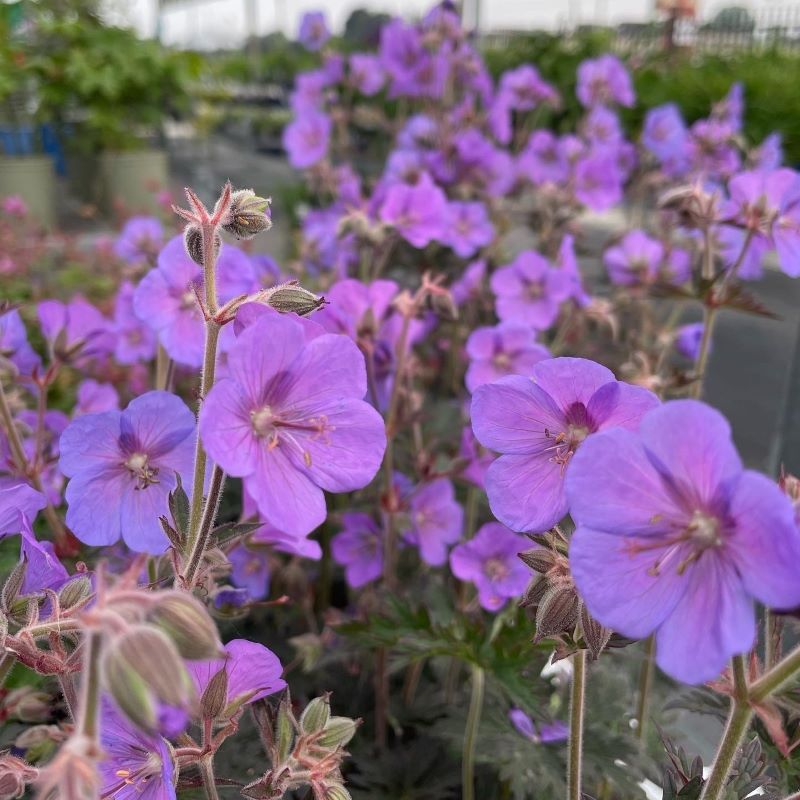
243 693 360 800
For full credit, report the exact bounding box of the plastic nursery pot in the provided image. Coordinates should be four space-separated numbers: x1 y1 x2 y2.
100 149 168 216
0 155 57 229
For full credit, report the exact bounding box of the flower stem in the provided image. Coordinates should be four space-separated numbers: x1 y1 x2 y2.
183 464 225 587
567 650 587 800
77 631 103 741
750 642 800 703
462 664 485 800
700 654 752 800
690 307 717 400
199 756 220 800
635 636 655 743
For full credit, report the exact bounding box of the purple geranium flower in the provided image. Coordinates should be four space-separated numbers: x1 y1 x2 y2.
114 281 157 365
452 259 487 306
59 391 195 553
75 379 119 416
0 309 41 377
0 480 45 535
134 236 255 368
603 230 664 286
752 133 783 172
675 322 706 361
465 322 550 393
442 201 495 259
283 111 332 169
200 312 386 538
518 131 569 186
398 475 463 566
379 172 448 248
459 426 493 490
229 544 270 600
331 512 383 588
556 235 591 308
567 400 800 683
38 297 116 364
450 522 529 611
349 53 385 96
576 54 634 108
99 698 177 800
20 519 69 596
471 357 659 532
114 216 164 268
298 11 330 51
491 251 571 330
642 104 687 162
724 168 800 277
573 154 623 212
509 708 568 744
187 639 285 714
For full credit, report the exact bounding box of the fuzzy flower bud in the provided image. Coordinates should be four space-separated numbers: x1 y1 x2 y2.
184 224 221 267
57 576 93 611
221 189 273 240
102 625 194 732
317 717 359 749
300 694 330 734
259 282 326 316
0 753 37 799
147 591 223 660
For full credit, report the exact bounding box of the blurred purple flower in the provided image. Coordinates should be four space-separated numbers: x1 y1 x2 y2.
518 131 569 186
442 201 495 259
187 639 285 712
573 155 623 211
59 391 195 553
567 400 800 683
229 544 270 600
114 216 164 267
379 172 447 248
99 698 177 800
134 235 255 368
752 133 783 172
20 519 69 596
491 251 571 330
459 426 493 490
0 309 41 377
450 522 529 611
283 110 332 169
399 475 463 566
38 297 116 364
675 322 706 361
349 53 385 96
0 480 45 535
642 104 687 162
200 313 385 538
114 281 157 365
603 230 664 286
556 234 591 308
75 379 119 416
509 708 568 744
331 512 383 588
298 11 330 51
465 322 550 393
452 259 486 306
576 54 634 108
471 357 658 533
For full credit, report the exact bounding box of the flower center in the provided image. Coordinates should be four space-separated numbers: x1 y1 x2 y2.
686 509 721 550
484 558 508 581
124 452 159 490
251 406 275 437
180 289 197 310
526 281 543 300
250 405 332 468
492 351 511 370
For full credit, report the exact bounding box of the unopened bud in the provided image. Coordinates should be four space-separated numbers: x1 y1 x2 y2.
222 189 273 240
2 556 27 615
0 753 37 799
57 576 93 611
534 585 580 643
318 716 358 749
102 625 194 732
5 688 50 723
275 697 295 763
259 282 326 317
300 694 330 734
148 591 222 660
184 224 221 267
201 666 229 720
324 784 352 800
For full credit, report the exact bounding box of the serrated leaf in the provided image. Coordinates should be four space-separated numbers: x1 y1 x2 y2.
721 284 779 319
211 521 263 547
168 476 190 535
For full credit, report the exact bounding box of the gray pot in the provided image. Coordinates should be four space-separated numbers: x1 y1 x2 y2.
100 149 169 215
0 155 56 229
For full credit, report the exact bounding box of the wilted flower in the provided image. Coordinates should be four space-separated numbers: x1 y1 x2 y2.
59 391 195 553
567 400 800 683
471 357 658 532
450 523 529 611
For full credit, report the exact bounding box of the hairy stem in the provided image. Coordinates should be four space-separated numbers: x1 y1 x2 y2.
750 642 800 703
183 464 226 587
635 636 655 743
199 756 220 800
77 631 103 741
690 307 717 400
700 654 752 800
462 664 485 800
567 650 587 800
59 673 78 720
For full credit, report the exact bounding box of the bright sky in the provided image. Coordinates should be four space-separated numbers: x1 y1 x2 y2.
107 0 762 49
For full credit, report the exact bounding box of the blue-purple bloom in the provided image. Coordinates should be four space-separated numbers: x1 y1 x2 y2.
442 201 494 259
114 281 157 365
675 323 706 361
567 400 800 683
200 313 385 538
59 391 195 553
114 216 164 268
450 522 529 611
283 111 332 169
471 357 658 533
76 379 119 416
229 544 270 600
0 309 40 377
38 297 116 364
603 230 664 286
298 11 330 51
379 172 447 248
576 54 634 108
509 708 568 744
